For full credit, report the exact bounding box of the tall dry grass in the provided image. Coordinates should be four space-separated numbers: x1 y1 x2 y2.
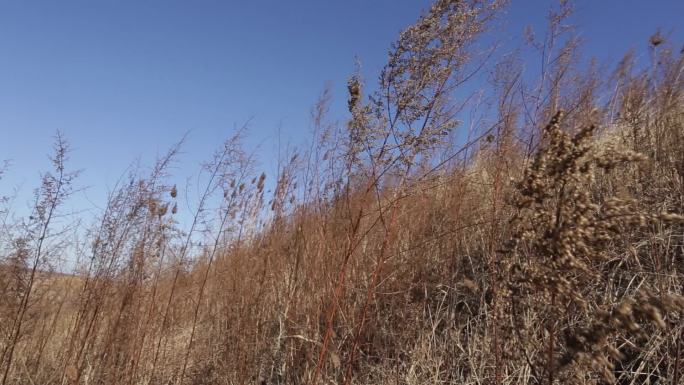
1 0 683 384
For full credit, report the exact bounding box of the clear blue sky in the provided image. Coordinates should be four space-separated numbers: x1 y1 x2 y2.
1 0 683 216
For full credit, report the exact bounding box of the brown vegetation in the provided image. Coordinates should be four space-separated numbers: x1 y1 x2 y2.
1 1 683 384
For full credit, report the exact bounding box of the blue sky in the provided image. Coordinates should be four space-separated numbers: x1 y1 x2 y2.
1 0 683 217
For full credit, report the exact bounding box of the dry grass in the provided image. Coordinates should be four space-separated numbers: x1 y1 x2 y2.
1 1 683 384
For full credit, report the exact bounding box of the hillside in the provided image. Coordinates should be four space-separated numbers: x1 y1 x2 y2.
1 1 683 384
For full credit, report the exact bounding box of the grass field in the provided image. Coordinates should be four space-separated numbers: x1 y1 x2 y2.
1 1 683 384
